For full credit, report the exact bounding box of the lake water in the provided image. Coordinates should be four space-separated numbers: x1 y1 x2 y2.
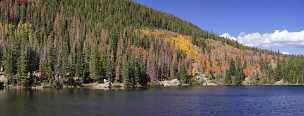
1 86 304 116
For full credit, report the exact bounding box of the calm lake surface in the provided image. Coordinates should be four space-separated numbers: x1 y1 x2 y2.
1 86 304 116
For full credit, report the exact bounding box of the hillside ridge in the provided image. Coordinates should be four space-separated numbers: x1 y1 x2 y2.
0 0 303 89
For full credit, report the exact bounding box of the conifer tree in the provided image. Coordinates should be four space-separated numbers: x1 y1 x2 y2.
178 64 188 84
122 55 130 87
16 46 28 86
3 47 14 81
225 60 235 85
89 48 98 81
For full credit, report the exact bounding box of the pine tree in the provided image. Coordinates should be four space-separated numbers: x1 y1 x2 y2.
3 47 14 81
106 53 115 82
178 64 188 84
235 60 244 85
89 48 98 81
40 59 50 79
16 46 28 86
99 56 107 81
133 61 140 87
122 55 130 87
225 60 236 85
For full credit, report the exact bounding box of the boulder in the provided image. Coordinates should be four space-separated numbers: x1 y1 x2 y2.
274 79 288 85
206 81 218 86
0 75 8 87
94 79 112 89
33 71 41 78
242 77 255 85
194 73 220 86
195 73 208 85
148 80 162 87
160 79 181 87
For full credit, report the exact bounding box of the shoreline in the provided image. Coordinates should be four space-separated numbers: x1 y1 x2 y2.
1 83 304 91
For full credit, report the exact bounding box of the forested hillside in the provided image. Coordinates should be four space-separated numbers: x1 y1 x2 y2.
0 0 303 88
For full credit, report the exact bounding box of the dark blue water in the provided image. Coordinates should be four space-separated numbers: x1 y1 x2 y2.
1 86 304 116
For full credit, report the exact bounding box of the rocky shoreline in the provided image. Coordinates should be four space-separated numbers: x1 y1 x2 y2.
1 78 303 91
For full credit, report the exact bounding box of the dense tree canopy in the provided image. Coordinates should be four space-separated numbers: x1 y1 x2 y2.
0 0 303 88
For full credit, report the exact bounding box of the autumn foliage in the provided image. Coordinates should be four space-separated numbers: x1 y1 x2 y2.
128 45 150 60
243 64 261 78
0 0 303 88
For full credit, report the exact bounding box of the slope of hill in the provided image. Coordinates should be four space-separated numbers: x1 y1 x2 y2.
0 0 303 88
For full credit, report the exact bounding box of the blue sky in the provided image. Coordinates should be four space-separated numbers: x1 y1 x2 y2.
136 0 304 55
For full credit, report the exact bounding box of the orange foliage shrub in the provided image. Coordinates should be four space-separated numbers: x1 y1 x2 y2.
243 67 254 78
210 66 221 73
221 64 229 72
128 45 150 60
243 64 261 78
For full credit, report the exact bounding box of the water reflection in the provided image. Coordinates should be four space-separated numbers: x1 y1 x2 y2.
0 86 304 116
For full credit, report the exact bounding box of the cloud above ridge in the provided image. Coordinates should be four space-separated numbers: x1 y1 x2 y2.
220 30 304 49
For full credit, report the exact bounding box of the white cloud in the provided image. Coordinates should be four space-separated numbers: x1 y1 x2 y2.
220 32 237 41
281 51 290 55
220 30 304 48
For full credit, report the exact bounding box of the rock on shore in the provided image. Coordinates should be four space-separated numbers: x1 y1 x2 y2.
274 79 288 85
0 75 8 87
160 79 181 87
